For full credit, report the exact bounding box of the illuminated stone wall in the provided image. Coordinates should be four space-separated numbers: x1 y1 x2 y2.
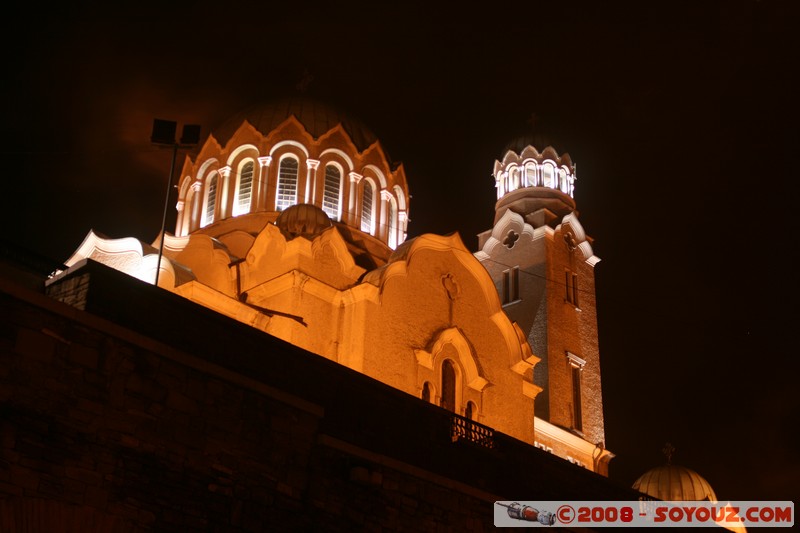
60 226 540 451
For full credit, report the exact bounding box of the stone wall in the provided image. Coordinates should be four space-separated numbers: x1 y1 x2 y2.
1 261 638 531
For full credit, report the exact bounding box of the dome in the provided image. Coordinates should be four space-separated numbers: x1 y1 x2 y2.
211 96 380 152
502 133 560 158
632 464 718 502
275 203 333 240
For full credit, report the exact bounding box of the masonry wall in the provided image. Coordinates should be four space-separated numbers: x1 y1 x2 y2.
1 261 638 531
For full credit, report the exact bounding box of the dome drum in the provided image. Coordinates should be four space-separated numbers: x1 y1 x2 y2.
174 97 410 254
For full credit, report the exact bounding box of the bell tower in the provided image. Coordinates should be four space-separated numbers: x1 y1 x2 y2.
475 139 613 474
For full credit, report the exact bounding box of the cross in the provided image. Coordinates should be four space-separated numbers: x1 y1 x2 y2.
662 442 676 464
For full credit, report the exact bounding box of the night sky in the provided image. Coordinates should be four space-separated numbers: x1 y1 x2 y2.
2 1 797 503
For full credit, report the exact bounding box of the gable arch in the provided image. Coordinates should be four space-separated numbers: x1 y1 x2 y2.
269 140 309 158
227 143 259 166
319 147 354 172
414 327 488 393
361 164 388 188
195 157 220 185
393 184 407 210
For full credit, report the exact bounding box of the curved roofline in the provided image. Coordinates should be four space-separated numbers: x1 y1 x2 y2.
210 95 382 154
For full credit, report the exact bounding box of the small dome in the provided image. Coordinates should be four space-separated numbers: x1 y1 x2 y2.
632 464 718 502
275 204 333 240
502 133 559 158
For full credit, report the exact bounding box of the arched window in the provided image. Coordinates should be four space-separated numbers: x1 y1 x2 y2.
322 164 341 219
509 166 520 191
441 360 456 412
559 169 568 193
465 401 477 420
360 180 374 233
233 161 254 216
525 162 538 187
276 157 299 211
543 163 554 188
388 197 397 248
202 174 218 227
421 381 432 403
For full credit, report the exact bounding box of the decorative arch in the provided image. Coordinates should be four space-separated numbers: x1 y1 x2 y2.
361 164 388 188
559 213 599 266
414 327 488 393
226 143 259 165
319 147 354 171
393 184 407 210
269 140 309 158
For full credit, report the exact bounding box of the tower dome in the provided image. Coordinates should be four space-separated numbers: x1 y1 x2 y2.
492 141 577 228
211 96 380 153
632 464 718 502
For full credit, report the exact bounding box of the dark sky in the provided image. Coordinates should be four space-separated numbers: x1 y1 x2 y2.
2 1 797 503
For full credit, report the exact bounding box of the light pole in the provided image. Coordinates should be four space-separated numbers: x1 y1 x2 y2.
150 119 200 287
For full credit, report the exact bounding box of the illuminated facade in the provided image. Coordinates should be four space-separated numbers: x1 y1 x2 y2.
57 98 612 473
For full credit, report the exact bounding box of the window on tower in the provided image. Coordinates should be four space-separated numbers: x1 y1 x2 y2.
502 266 520 304
565 269 579 307
567 352 586 433
524 161 537 187
276 156 299 211
543 162 555 188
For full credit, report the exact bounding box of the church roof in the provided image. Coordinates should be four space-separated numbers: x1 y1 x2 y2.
211 96 380 152
502 133 560 157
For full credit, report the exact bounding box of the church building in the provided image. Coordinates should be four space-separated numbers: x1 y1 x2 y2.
54 97 613 475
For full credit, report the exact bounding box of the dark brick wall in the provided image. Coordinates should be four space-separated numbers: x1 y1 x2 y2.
1 261 640 531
